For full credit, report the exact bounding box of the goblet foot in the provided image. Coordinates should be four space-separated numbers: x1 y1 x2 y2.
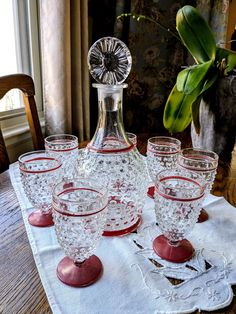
153 235 194 263
103 216 142 237
57 255 103 287
28 209 54 227
197 208 209 223
147 186 155 199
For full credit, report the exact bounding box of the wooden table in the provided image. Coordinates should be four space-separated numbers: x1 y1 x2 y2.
1 139 236 313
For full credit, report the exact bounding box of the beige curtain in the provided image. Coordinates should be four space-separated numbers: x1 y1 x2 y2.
39 0 90 141
196 0 230 46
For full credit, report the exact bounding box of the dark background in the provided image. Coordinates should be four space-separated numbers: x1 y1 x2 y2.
88 0 196 138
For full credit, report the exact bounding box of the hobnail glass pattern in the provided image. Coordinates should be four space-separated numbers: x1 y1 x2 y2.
147 136 181 182
154 168 205 243
76 149 148 233
45 134 78 179
76 81 148 235
87 36 132 85
177 148 218 194
126 132 137 147
19 151 62 213
52 179 108 263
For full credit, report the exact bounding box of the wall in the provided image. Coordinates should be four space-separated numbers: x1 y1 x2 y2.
1 117 45 163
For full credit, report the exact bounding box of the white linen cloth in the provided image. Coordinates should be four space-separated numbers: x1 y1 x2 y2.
10 163 236 314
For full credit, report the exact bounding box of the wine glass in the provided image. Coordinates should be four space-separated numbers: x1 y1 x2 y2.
19 150 62 227
52 178 108 287
126 132 137 147
146 136 181 198
177 148 219 222
44 134 79 179
153 168 205 263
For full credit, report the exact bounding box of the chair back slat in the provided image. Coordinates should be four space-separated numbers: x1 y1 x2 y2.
0 74 44 172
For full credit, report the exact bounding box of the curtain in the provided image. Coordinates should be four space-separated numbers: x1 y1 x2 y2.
39 0 90 142
196 0 230 46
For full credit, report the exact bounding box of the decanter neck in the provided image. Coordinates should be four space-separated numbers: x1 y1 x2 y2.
96 83 125 112
88 84 133 152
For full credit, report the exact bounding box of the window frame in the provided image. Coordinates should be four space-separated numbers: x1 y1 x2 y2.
0 0 43 130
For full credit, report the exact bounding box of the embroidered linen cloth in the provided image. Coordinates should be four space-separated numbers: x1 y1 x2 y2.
10 163 236 314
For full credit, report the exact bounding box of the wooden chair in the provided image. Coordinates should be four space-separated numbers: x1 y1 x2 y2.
0 74 44 173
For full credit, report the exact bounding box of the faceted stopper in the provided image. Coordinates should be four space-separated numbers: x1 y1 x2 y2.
87 37 132 85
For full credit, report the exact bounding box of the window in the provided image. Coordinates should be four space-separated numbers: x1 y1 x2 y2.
0 0 44 162
0 0 43 121
0 0 21 111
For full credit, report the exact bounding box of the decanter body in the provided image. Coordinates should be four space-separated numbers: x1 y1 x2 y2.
77 84 148 236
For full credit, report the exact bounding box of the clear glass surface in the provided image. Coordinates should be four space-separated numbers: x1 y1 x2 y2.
19 150 62 214
177 148 218 195
52 178 108 263
87 36 132 85
146 136 181 182
45 134 78 179
126 132 137 147
76 84 149 235
154 168 205 243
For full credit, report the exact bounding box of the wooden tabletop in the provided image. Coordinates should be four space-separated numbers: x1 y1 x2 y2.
0 170 51 314
0 138 236 313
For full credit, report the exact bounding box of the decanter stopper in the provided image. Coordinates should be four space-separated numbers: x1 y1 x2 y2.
87 37 132 85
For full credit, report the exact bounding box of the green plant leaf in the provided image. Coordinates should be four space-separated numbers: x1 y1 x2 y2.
177 60 213 94
165 67 218 134
176 5 216 64
216 47 230 60
193 68 218 133
191 96 201 134
216 47 236 74
163 84 202 133
201 69 218 93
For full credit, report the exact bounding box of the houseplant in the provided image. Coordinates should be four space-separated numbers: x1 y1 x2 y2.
119 5 236 161
164 5 236 161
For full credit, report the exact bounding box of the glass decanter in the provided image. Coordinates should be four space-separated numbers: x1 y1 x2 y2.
77 37 149 236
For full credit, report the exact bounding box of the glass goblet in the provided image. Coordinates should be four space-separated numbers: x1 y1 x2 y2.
177 148 219 222
146 136 181 198
126 132 137 147
153 168 205 263
44 134 79 179
52 178 108 287
19 150 62 227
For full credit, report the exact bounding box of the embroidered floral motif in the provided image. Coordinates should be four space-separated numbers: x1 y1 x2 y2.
206 288 221 301
162 290 179 302
129 222 234 312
